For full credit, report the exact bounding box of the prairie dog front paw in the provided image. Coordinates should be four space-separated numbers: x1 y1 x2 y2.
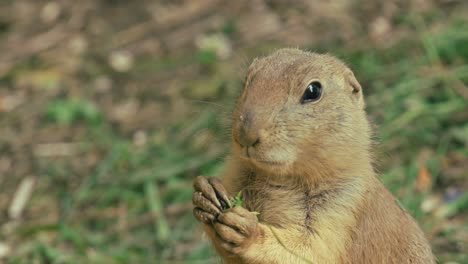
213 206 260 254
192 176 232 223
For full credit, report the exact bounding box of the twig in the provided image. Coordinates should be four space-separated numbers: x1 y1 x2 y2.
9 176 36 219
0 24 70 77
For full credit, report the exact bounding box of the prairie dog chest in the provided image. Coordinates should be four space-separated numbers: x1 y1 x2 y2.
241 183 306 228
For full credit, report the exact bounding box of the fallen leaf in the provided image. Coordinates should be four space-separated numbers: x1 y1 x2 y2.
415 165 432 192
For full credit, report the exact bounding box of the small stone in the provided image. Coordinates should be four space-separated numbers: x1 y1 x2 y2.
69 35 88 55
133 130 147 147
41 2 61 24
369 16 391 42
420 195 440 213
0 242 10 258
109 51 134 72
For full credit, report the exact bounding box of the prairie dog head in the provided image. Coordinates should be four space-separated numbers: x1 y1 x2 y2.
232 48 372 179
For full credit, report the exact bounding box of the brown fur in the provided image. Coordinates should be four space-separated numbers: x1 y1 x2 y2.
201 48 434 263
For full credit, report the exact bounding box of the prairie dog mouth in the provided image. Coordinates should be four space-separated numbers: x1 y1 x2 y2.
237 144 293 169
239 154 286 168
254 159 284 166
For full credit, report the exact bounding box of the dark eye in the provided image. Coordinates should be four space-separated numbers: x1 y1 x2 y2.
301 81 322 104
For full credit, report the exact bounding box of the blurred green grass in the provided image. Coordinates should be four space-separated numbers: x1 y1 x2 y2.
1 3 467 264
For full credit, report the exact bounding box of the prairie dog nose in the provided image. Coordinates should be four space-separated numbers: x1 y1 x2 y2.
236 111 260 147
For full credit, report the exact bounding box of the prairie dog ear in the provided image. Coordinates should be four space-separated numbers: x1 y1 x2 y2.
346 69 365 109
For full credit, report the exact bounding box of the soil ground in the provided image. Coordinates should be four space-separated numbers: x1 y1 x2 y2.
0 0 466 263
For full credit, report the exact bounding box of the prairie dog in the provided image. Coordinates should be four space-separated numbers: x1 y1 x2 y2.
192 48 435 263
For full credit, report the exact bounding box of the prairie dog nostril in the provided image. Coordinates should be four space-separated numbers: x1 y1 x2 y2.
252 138 260 147
238 127 260 147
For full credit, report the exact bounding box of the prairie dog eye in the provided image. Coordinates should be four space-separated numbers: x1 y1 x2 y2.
301 81 322 104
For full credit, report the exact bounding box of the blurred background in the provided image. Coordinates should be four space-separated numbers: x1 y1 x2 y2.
0 0 466 263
